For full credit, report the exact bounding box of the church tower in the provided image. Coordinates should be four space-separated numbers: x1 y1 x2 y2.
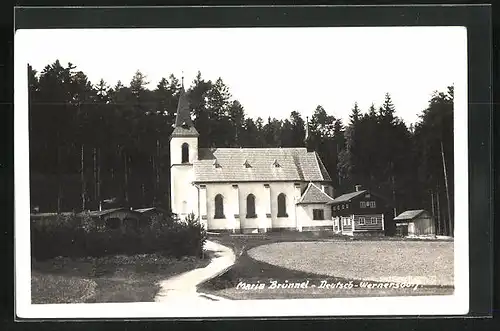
170 81 199 219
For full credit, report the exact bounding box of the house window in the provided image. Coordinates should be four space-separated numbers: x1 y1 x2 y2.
214 194 224 219
341 205 345 209
277 193 287 217
359 217 365 225
360 201 367 208
313 209 325 220
181 143 189 163
246 194 256 218
369 201 376 208
371 217 377 224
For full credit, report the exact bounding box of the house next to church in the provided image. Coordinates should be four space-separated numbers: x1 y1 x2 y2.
169 84 335 233
329 185 391 236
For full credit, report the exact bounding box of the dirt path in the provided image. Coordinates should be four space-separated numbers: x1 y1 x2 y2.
154 240 236 303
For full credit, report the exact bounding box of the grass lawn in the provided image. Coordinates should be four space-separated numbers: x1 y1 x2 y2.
32 253 211 304
248 241 454 286
198 232 454 300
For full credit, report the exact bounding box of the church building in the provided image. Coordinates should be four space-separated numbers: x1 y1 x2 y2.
170 85 335 233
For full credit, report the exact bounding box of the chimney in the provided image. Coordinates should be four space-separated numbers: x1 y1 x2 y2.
355 184 362 192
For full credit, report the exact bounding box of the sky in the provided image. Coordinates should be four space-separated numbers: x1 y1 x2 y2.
20 27 466 126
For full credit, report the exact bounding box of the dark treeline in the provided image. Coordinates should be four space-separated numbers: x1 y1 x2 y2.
28 60 454 236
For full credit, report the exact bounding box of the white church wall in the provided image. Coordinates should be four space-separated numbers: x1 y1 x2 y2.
205 183 240 231
269 182 299 229
237 183 270 231
170 165 197 220
297 204 334 231
170 136 198 165
170 135 199 219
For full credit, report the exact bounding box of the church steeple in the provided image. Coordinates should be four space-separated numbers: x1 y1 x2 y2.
171 83 199 138
305 116 313 151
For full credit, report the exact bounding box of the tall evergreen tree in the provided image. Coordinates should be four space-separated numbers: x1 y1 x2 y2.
349 102 361 125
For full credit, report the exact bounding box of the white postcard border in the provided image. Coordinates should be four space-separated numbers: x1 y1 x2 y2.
14 27 469 318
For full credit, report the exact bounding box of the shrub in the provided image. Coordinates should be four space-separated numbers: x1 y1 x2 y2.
31 212 207 260
31 213 87 260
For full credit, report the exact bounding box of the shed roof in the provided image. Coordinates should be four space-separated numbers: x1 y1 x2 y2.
297 182 335 204
78 208 139 217
394 209 427 221
193 147 331 183
30 212 74 219
134 207 167 214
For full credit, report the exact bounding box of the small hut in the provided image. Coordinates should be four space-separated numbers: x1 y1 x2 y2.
393 209 435 236
78 208 142 231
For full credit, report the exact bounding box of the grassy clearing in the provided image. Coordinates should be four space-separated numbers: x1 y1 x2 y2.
32 254 211 304
248 241 454 286
199 233 454 300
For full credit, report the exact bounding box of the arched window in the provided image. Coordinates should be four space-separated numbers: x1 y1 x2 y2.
214 194 224 219
246 194 256 218
277 193 287 217
181 143 189 163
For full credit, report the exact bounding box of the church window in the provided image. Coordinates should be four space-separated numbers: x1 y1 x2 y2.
214 194 224 219
246 194 256 218
272 159 280 168
277 193 287 217
243 160 251 168
181 143 189 163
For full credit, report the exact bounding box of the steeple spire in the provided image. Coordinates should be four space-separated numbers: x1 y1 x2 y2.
305 116 312 151
170 81 199 138
181 70 184 88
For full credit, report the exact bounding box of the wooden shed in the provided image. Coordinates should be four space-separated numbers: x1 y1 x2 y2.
393 209 435 236
78 208 143 230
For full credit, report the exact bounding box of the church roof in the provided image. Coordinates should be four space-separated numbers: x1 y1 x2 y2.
171 86 199 138
194 147 331 183
297 182 335 204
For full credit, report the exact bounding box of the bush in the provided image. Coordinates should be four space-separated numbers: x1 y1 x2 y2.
31 212 207 260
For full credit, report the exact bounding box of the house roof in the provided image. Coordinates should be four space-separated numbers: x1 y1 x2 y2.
30 212 74 219
134 207 167 214
171 87 199 138
328 190 367 205
78 208 135 217
394 209 427 221
297 182 335 204
193 147 332 183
